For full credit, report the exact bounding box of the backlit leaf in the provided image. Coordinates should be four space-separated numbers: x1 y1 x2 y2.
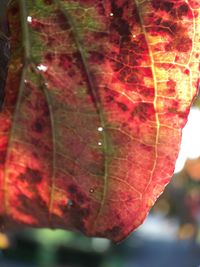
0 0 199 242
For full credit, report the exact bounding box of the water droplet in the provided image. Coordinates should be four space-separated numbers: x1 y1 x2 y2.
98 127 103 132
89 188 94 193
132 34 136 38
98 142 102 146
110 12 114 17
67 199 73 206
37 64 48 72
27 16 32 23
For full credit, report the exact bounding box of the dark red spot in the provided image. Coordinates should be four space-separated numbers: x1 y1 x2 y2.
196 78 200 91
73 52 85 71
57 11 71 30
0 150 6 164
18 194 48 217
18 168 42 183
105 88 120 103
9 5 19 16
68 184 77 194
68 205 90 231
122 122 128 128
32 118 44 133
45 52 55 61
89 51 104 62
18 195 31 213
78 208 90 218
117 102 128 112
110 2 123 16
47 36 55 46
88 163 104 176
93 32 109 39
68 69 76 77
140 144 153 152
167 79 176 94
132 7 140 23
176 37 192 52
178 4 189 17
110 59 123 72
131 103 155 122
139 87 154 98
151 0 174 13
162 2 174 12
168 100 179 114
175 55 180 61
165 43 173 51
160 21 177 36
97 2 105 15
59 53 71 69
110 3 131 38
152 1 174 12
184 69 190 75
118 67 131 82
166 36 192 53
104 226 122 238
68 185 87 204
106 95 114 103
178 111 187 120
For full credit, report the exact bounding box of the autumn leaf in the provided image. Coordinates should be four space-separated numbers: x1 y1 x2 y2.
0 0 199 242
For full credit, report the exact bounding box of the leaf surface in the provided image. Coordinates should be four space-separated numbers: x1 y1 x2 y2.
0 0 199 242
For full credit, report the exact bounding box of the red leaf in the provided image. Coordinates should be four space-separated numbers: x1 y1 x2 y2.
0 0 199 242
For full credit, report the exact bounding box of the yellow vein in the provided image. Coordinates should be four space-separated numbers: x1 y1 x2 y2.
135 0 160 192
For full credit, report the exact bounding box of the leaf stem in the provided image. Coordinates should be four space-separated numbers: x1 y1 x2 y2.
19 0 31 63
3 0 29 214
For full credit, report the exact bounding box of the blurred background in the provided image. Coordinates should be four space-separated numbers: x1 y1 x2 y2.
0 93 200 267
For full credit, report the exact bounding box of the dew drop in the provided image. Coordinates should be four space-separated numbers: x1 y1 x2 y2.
110 12 114 17
98 141 102 146
37 64 48 72
98 127 103 132
89 188 94 193
27 16 32 23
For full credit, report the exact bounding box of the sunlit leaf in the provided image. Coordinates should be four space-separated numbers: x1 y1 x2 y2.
0 0 199 242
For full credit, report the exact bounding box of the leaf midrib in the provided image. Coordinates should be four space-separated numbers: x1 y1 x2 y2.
135 0 160 193
55 1 109 230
